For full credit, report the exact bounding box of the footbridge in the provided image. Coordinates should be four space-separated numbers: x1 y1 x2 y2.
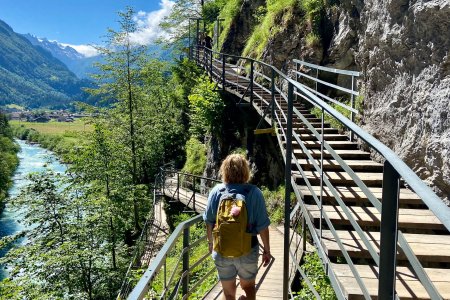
122 47 450 300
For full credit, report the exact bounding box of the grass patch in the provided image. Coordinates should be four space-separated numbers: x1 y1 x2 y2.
217 0 243 50
305 32 321 48
293 251 337 299
242 0 298 59
10 119 92 158
10 119 91 138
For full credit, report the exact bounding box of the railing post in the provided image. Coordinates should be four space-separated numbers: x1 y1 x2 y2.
210 50 213 80
188 20 191 60
315 67 319 93
350 75 355 142
182 227 190 297
222 54 226 90
193 177 196 211
177 172 180 201
320 107 324 241
378 161 400 300
283 82 294 300
271 68 275 127
295 62 299 103
250 60 254 106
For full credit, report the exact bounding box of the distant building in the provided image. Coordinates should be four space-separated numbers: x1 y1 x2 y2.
29 116 51 123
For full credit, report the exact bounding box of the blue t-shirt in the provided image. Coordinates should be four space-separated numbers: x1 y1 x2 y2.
203 183 270 234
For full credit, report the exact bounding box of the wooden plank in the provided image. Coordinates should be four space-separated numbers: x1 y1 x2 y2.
306 204 444 230
332 264 450 300
254 128 275 135
297 185 422 205
295 159 383 171
321 230 450 263
293 170 384 187
292 148 371 159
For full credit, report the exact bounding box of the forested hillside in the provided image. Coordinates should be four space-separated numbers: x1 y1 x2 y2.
0 113 18 206
0 20 91 108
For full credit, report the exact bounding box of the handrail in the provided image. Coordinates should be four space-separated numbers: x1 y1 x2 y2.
117 172 165 299
193 45 450 299
127 215 206 299
127 169 219 299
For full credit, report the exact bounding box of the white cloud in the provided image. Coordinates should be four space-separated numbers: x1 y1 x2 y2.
129 0 175 45
61 43 99 58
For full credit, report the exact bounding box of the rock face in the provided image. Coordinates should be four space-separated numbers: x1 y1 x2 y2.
355 0 450 203
218 0 449 202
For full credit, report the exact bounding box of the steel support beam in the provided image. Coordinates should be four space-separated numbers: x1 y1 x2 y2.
378 161 400 299
283 82 294 300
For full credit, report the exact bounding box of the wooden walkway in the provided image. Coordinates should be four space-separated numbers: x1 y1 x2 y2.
192 51 450 299
163 180 286 299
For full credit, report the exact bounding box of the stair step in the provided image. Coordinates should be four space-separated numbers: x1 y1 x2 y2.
293 170 384 187
292 149 371 160
306 204 444 230
321 230 450 263
297 185 423 206
332 263 450 300
281 132 348 141
295 127 340 134
284 140 359 150
282 121 331 128
294 159 383 171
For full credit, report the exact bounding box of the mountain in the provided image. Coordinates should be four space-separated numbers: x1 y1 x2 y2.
22 34 99 79
0 19 91 108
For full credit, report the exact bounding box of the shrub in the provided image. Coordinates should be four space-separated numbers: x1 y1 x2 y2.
182 137 207 176
243 0 298 59
188 75 225 138
293 251 337 299
305 32 321 48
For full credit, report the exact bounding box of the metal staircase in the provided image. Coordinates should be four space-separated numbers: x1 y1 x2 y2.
192 46 450 299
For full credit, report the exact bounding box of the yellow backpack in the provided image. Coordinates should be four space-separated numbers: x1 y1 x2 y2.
213 191 252 257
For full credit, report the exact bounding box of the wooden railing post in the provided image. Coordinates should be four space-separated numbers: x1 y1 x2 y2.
283 82 294 300
378 161 400 299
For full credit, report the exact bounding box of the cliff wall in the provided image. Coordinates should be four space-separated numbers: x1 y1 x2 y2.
219 0 449 202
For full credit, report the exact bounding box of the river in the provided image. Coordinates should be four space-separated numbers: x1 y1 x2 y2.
0 139 66 280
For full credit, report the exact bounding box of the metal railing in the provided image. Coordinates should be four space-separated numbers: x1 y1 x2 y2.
126 170 220 300
117 172 166 299
193 46 450 299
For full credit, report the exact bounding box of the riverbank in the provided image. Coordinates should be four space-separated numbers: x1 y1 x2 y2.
0 139 66 280
10 119 92 161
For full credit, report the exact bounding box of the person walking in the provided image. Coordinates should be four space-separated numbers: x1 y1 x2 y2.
204 154 271 300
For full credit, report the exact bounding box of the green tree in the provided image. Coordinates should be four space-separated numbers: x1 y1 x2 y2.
89 6 149 232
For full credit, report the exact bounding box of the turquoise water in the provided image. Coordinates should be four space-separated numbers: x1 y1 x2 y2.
0 139 66 280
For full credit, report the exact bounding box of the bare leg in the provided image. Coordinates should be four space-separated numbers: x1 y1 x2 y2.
221 279 237 300
238 277 256 300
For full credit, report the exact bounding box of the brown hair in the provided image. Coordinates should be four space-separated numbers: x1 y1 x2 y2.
219 154 251 184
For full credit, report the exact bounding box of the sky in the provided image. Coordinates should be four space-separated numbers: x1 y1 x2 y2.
0 0 175 57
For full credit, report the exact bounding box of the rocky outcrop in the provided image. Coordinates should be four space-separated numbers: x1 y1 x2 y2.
221 0 265 56
356 0 450 203
218 0 449 202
